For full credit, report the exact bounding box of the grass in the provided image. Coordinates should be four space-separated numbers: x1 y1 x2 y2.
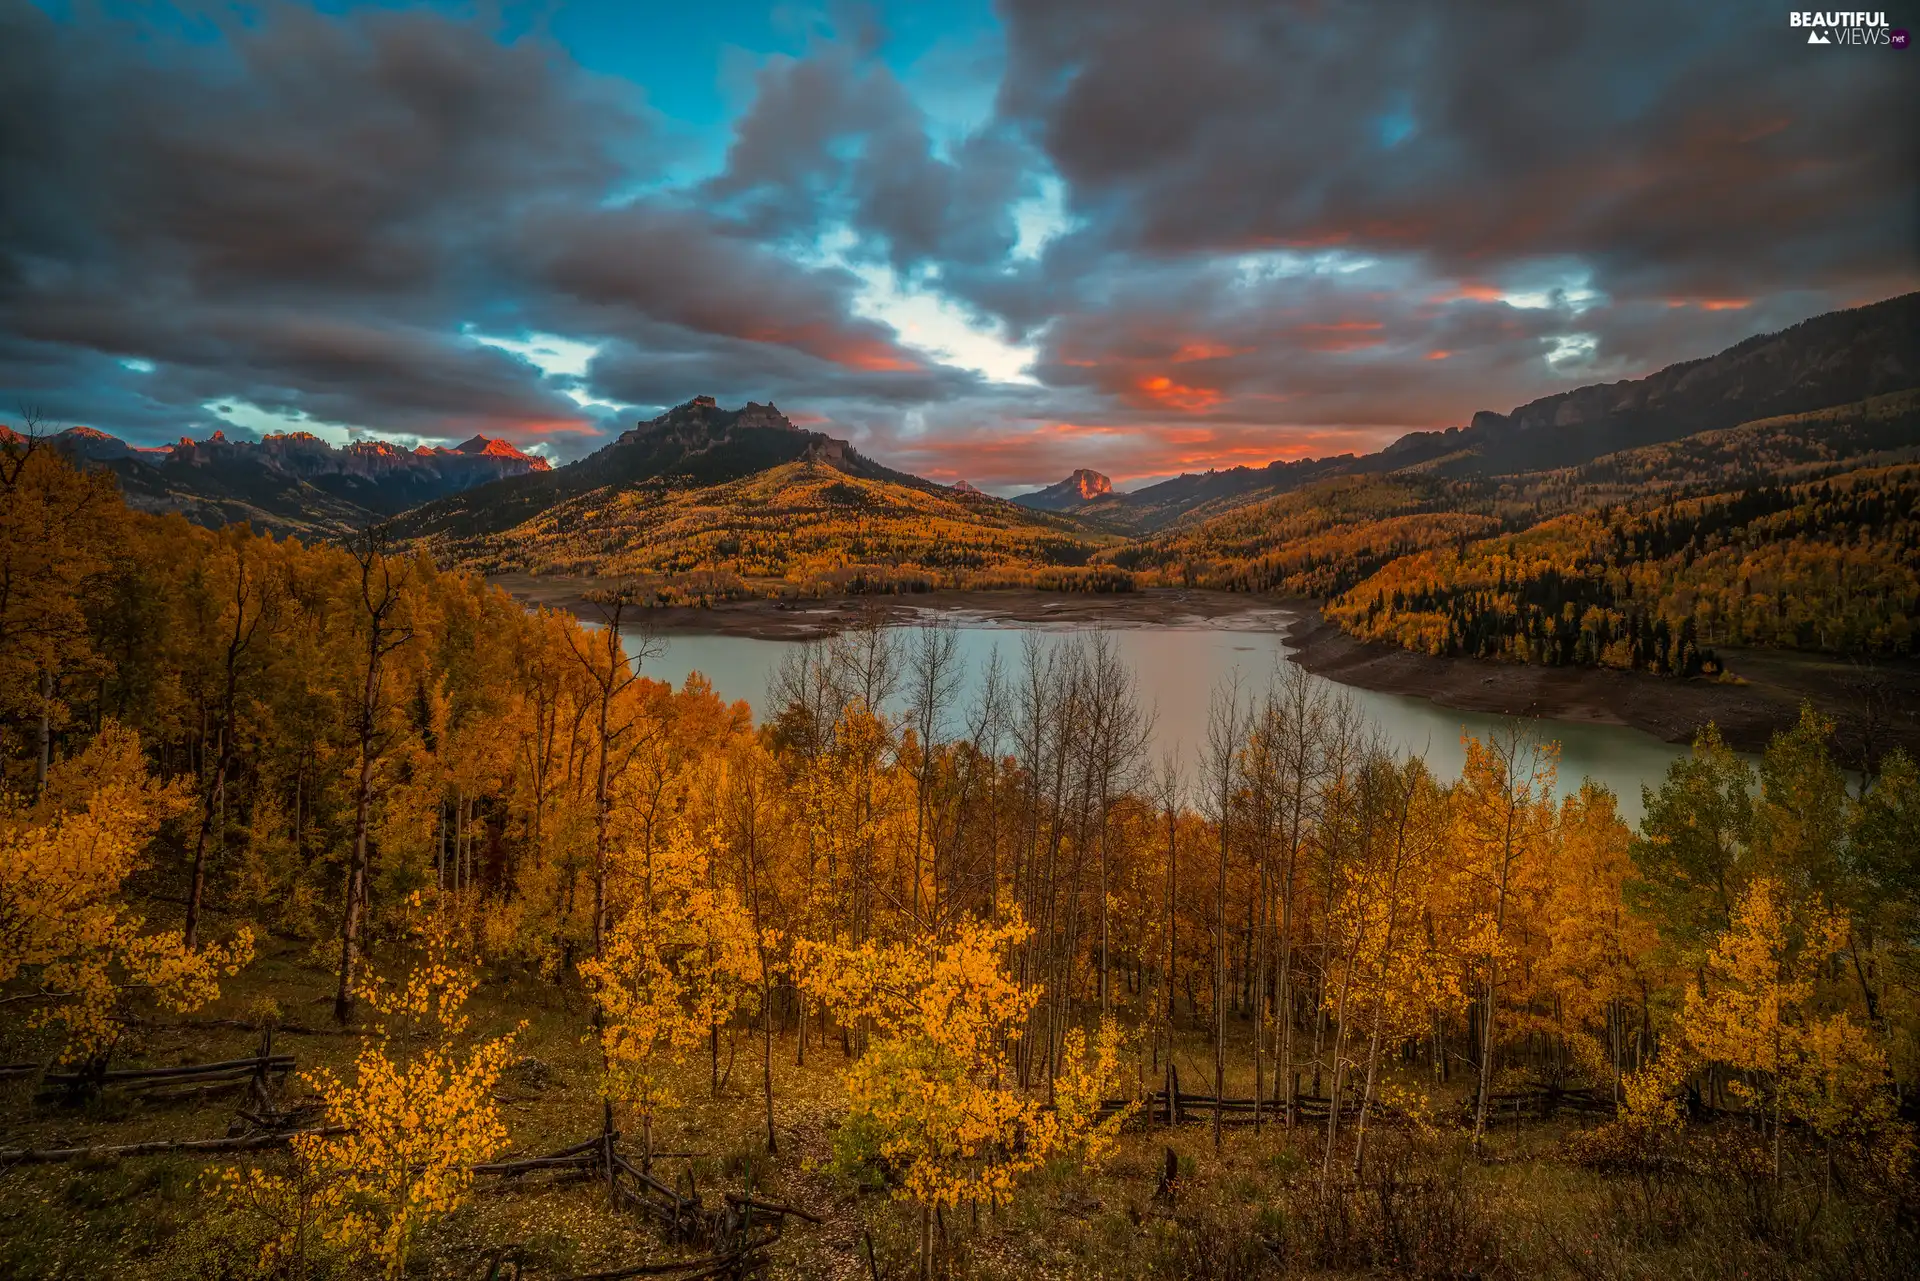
1 944 1914 1278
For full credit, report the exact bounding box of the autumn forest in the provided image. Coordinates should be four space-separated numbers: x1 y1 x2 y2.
4 398 1920 1281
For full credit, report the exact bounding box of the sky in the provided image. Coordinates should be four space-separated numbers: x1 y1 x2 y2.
2 1 1915 493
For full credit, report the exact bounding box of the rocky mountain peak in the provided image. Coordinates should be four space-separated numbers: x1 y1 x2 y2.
1065 468 1112 500
1012 467 1115 511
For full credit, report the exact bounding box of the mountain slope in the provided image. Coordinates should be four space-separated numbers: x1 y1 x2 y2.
1110 388 1920 669
392 397 924 541
1328 460 1920 670
1074 455 1356 533
1376 290 1920 475
410 397 1122 595
1068 291 1920 534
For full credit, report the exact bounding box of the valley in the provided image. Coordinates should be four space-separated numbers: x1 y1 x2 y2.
18 292 1916 753
8 9 1916 1281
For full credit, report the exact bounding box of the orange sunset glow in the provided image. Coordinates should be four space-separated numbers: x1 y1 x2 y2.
1136 374 1225 411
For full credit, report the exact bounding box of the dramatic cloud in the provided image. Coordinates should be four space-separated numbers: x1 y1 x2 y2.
999 0 1913 300
1 0 1912 486
0 2 933 450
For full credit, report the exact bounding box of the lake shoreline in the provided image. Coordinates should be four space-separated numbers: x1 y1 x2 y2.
1282 612 1919 759
490 575 1916 759
487 576 1294 640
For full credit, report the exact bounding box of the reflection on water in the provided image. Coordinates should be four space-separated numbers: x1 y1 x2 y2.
623 610 1691 824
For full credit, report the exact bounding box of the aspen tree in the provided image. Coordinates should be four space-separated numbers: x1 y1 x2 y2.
580 821 760 1161
0 723 253 1060
182 529 278 948
1202 678 1247 1148
793 913 1128 1280
1682 876 1907 1183
1454 725 1559 1147
561 584 657 961
335 526 414 1025
236 898 514 1278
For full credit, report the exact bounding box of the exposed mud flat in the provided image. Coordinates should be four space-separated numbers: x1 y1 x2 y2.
487 577 1289 640
1283 613 1919 759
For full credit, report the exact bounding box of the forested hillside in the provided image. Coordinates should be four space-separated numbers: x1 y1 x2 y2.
1328 463 1919 670
393 396 1120 598
5 436 1919 1279
424 458 1123 598
1105 473 1501 596
1117 392 1920 673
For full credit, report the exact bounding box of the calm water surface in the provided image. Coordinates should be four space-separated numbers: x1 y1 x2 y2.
622 608 1690 824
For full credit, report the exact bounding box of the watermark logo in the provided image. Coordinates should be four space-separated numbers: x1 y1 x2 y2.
1789 10 1896 44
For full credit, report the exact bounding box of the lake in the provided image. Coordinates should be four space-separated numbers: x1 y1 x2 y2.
622 607 1692 824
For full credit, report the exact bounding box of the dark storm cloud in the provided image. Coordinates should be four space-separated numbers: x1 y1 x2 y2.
512 203 923 371
997 0 1915 302
702 42 1036 272
800 0 1916 488
1 0 1909 487
0 1 931 449
585 333 984 415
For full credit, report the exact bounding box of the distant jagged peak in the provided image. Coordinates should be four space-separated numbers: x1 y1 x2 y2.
639 396 796 433
734 400 794 432
442 434 551 467
950 478 982 494
346 437 408 458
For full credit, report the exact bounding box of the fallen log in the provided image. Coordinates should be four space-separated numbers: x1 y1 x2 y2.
540 1135 609 1160
43 1054 294 1086
473 1152 603 1176
137 1079 251 1106
614 1155 699 1208
475 1169 598 1195
0 1125 348 1165
560 1242 775 1281
723 1194 822 1225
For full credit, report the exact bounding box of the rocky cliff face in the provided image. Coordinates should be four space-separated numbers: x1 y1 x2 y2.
613 397 797 450
1013 467 1115 510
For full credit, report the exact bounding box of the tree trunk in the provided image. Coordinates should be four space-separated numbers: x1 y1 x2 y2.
1471 960 1497 1146
334 723 376 1025
35 669 52 794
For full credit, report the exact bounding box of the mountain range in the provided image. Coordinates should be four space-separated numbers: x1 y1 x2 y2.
8 292 1917 606
20 423 551 535
1016 291 1920 532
